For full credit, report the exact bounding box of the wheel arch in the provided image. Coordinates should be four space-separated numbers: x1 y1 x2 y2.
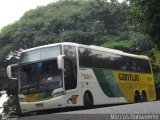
141 89 147 95
83 89 94 105
134 89 140 95
134 89 140 103
141 89 147 102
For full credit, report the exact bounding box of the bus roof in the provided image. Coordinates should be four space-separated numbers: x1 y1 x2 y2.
22 42 149 60
89 45 149 60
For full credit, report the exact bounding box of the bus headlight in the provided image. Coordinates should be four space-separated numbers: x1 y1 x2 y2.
19 98 27 102
53 91 64 98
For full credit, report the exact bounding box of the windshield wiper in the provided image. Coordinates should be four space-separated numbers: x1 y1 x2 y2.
21 84 35 90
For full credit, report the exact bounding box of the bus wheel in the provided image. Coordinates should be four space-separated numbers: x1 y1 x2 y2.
134 91 140 103
141 91 147 102
84 92 93 109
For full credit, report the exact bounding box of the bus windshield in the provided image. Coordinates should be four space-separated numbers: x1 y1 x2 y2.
19 59 63 94
19 45 61 64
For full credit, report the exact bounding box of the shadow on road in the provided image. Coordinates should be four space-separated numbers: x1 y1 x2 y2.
21 103 128 117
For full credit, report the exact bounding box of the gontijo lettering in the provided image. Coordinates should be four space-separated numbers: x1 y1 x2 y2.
119 73 139 81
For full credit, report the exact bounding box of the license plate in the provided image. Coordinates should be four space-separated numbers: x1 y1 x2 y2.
36 103 43 107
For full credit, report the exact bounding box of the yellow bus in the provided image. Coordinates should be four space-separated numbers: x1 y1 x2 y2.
7 42 156 113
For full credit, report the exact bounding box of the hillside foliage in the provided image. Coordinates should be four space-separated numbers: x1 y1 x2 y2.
0 0 160 115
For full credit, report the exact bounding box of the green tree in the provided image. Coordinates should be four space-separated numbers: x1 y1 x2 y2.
0 0 132 115
128 0 160 49
128 0 160 99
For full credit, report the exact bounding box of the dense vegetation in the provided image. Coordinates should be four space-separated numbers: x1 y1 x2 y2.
0 0 160 116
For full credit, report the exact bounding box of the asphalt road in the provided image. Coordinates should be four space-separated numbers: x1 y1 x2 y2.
17 101 160 120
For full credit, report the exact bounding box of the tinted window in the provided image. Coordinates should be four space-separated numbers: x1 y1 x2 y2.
136 59 151 73
79 48 93 68
118 56 151 73
143 60 151 73
64 45 76 58
64 45 77 90
79 47 151 74
92 50 117 69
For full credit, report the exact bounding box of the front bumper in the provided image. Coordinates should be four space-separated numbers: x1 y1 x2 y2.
20 95 65 113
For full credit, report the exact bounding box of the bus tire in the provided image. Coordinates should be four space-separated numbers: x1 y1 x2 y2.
141 91 147 102
134 91 140 103
84 92 93 109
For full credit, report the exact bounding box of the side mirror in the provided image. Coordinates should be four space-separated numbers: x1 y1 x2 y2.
7 64 18 80
57 55 65 70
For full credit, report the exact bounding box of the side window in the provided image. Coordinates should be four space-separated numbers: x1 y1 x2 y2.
64 45 77 90
79 48 93 68
131 59 137 72
91 50 119 70
108 53 118 70
137 59 151 73
125 57 132 71
92 50 103 68
92 50 118 70
117 55 126 71
143 60 151 73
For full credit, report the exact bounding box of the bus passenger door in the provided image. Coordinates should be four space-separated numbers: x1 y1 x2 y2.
63 45 78 106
